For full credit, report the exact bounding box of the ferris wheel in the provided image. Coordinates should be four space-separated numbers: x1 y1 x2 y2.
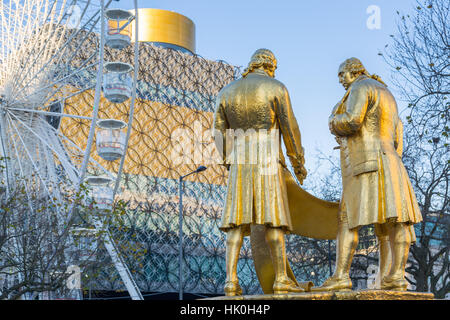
0 0 142 299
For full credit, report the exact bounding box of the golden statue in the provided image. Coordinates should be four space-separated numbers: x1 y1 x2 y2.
213 49 308 296
313 57 423 292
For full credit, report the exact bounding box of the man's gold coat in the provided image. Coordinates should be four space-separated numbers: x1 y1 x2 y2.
213 69 305 236
329 75 422 231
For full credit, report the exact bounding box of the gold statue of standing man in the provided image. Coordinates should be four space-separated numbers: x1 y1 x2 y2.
213 49 307 296
315 58 423 292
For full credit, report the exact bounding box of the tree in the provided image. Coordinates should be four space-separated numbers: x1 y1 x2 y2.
0 157 124 299
402 133 449 297
381 0 449 139
381 0 449 298
0 164 86 299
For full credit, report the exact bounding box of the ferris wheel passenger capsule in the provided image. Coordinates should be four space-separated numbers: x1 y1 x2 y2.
105 9 134 49
96 119 127 161
103 62 133 103
85 176 114 211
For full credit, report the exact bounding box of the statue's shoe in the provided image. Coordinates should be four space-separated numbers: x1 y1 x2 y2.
224 280 243 296
311 276 352 292
381 276 408 291
273 278 305 294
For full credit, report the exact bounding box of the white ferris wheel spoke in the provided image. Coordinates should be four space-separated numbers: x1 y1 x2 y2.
35 74 98 114
7 107 94 121
8 0 108 102
7 114 62 210
4 117 38 216
41 136 64 204
4 0 67 97
41 140 66 229
17 60 98 99
42 121 115 180
0 115 13 195
7 111 80 180
11 8 100 101
37 83 96 111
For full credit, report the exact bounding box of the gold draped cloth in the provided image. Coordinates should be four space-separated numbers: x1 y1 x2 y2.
330 76 422 231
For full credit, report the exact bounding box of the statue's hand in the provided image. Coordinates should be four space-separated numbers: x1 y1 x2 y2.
328 118 336 135
288 153 307 184
294 165 307 185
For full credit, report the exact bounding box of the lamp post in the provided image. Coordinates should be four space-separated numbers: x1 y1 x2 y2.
178 165 207 300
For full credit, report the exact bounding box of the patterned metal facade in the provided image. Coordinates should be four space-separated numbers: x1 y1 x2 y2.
61 39 336 296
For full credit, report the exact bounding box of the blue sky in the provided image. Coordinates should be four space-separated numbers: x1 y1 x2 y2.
111 0 417 170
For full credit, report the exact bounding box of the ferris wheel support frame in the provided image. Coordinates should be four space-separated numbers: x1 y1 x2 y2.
0 0 143 300
56 0 143 301
90 0 143 301
104 0 143 300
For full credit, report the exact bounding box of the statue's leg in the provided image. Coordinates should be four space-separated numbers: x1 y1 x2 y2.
224 226 244 296
264 227 287 282
374 223 391 289
264 226 304 294
312 212 357 291
381 222 411 291
334 212 359 279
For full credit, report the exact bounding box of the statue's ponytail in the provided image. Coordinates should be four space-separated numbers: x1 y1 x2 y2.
368 73 387 87
341 58 387 87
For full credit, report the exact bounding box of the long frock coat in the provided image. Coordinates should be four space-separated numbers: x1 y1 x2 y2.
329 75 422 235
213 69 305 236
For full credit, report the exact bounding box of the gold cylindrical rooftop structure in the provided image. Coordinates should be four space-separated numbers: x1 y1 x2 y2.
129 8 195 53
